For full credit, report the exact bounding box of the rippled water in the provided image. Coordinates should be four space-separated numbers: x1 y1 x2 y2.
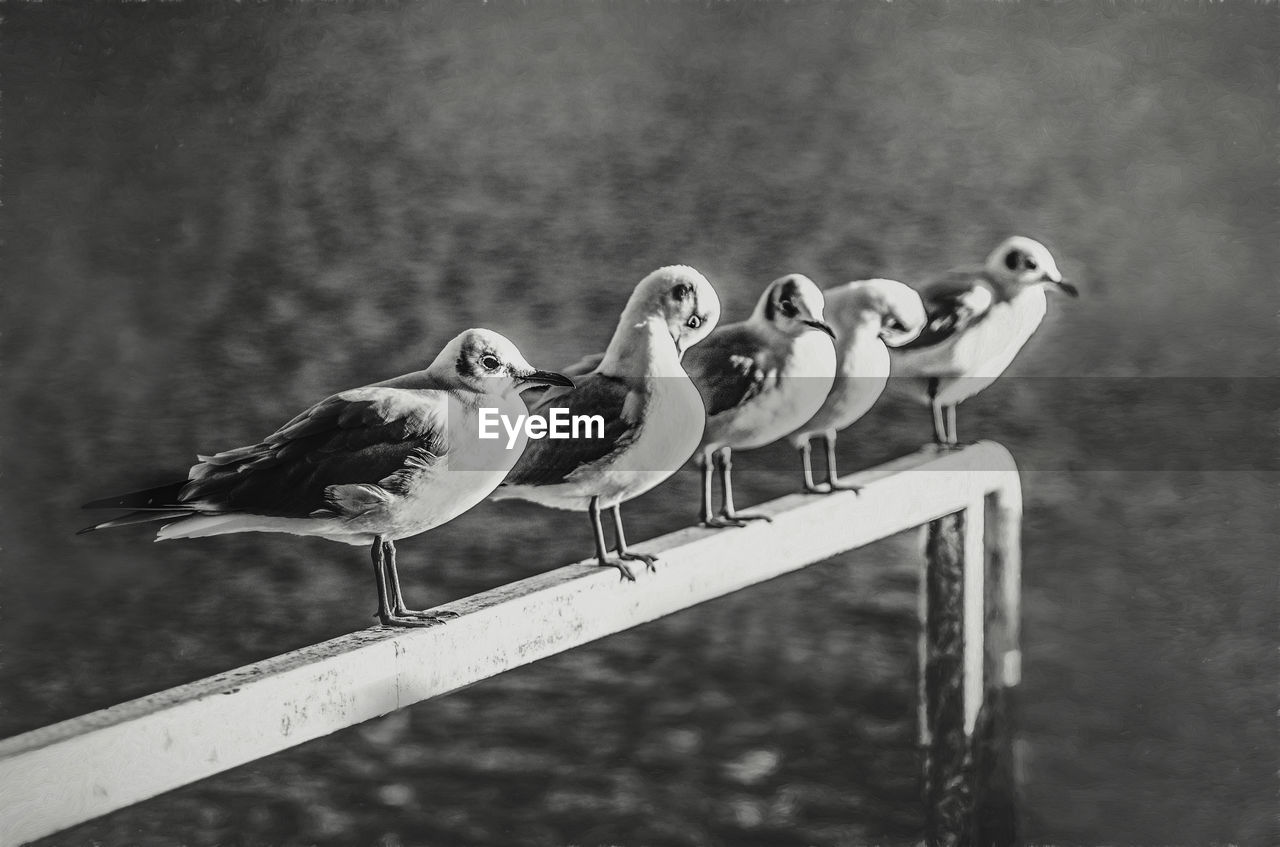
2 4 1275 844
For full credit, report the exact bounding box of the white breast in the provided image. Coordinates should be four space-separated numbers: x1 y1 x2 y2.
792 332 889 440
891 287 1047 407
707 332 837 451
571 374 706 508
376 393 529 539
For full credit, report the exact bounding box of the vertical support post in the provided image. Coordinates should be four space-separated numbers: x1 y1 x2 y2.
972 487 1023 845
919 505 977 847
919 497 988 847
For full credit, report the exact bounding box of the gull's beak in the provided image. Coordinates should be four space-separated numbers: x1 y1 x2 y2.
519 370 575 388
803 319 837 340
1054 279 1079 298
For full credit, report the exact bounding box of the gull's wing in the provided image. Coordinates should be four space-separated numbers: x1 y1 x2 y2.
681 324 781 417
85 388 451 522
502 371 637 487
896 269 997 352
562 352 606 377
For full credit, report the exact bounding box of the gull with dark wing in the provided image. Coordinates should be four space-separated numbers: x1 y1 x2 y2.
890 236 1078 447
682 273 837 527
787 278 926 493
80 329 573 627
491 266 720 580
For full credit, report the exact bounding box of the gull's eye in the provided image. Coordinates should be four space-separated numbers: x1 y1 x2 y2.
480 354 501 371
1025 258 1038 271
779 298 799 318
686 315 702 330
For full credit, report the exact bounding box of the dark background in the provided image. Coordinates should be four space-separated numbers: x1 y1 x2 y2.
2 2 1276 844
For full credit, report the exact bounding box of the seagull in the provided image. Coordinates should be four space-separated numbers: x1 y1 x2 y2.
682 273 837 527
80 328 573 627
787 278 927 493
890 236 1078 447
491 266 721 580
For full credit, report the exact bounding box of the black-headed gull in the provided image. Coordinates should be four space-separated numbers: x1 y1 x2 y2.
81 328 572 627
682 273 837 527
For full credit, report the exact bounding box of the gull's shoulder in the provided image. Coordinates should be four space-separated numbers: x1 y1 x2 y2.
898 269 998 352
177 383 456 519
682 322 784 418
503 370 639 487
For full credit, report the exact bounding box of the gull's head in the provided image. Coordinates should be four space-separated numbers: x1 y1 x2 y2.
827 278 927 347
756 273 836 340
987 236 1077 298
431 329 574 397
635 265 722 356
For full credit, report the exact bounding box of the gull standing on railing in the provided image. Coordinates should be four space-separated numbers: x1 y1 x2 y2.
491 266 721 580
682 273 837 527
787 278 927 493
890 236 1078 447
80 329 573 627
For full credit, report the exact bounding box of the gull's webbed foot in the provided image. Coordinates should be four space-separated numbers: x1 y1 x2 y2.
721 511 772 524
618 550 659 573
379 609 459 628
599 559 637 582
702 515 748 529
825 480 864 493
931 441 968 452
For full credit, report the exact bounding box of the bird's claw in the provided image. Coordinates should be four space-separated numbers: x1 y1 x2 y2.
723 512 772 524
600 559 637 582
702 516 748 529
378 610 458 628
931 441 967 452
826 481 863 494
802 482 832 495
618 550 659 572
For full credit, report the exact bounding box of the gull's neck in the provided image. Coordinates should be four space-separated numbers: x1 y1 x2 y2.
598 313 682 378
837 312 882 354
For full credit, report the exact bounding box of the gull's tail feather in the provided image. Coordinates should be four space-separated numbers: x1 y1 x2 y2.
82 481 187 512
76 509 193 535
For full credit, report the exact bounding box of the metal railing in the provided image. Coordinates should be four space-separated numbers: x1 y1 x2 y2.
0 441 1022 847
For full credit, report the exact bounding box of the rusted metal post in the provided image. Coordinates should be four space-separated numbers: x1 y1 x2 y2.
918 478 1021 847
971 488 1023 845
918 508 976 846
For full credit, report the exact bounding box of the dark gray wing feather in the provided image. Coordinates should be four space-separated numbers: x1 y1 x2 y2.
86 388 449 521
681 325 779 418
503 371 637 487
896 269 998 351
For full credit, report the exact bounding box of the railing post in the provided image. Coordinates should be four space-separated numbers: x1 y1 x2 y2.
917 477 1022 847
972 486 1023 845
918 507 973 846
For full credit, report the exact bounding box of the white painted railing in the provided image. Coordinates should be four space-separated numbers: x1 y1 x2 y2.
0 441 1022 847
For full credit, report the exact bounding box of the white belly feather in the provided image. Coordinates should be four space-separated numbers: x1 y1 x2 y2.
891 288 1047 407
705 332 837 452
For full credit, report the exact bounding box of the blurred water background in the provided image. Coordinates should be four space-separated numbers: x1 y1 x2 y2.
1 2 1276 844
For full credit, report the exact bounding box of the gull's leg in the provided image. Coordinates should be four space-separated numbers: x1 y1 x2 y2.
698 447 718 525
611 505 657 572
944 403 960 448
379 539 458 627
718 447 771 524
701 447 740 528
929 379 948 447
372 537 394 623
799 438 828 494
590 495 635 581
824 430 862 492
